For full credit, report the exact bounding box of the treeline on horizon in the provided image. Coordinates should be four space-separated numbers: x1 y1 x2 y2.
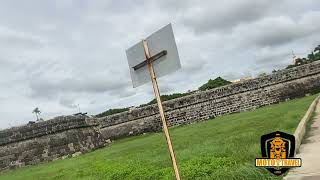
95 44 320 118
95 77 231 118
95 77 232 118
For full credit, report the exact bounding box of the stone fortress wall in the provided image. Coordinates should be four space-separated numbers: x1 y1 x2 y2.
0 116 106 171
1 61 320 171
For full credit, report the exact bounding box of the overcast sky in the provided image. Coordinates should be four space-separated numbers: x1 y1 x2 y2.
0 0 319 129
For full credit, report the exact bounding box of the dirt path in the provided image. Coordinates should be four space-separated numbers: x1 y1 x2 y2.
285 100 320 180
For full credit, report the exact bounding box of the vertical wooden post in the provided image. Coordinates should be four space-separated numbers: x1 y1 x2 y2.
143 40 181 180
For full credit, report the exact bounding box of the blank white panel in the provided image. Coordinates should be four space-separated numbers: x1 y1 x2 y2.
126 24 181 87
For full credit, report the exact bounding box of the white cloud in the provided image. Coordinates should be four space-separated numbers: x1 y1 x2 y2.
182 0 274 33
234 11 320 48
0 0 319 128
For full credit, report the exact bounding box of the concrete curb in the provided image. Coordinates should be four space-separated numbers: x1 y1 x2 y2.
293 95 320 154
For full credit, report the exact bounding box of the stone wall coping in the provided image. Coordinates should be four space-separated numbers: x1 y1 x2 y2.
0 115 93 146
293 95 320 154
94 61 320 127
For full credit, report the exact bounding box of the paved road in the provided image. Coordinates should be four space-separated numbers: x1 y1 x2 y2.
285 100 320 180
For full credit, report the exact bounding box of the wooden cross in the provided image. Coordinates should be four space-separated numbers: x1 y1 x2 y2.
133 40 181 180
132 49 167 71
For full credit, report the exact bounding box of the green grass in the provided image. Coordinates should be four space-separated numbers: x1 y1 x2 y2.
0 94 318 180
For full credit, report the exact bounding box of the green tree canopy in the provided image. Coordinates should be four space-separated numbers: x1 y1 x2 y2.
198 77 231 91
95 107 129 118
145 93 190 106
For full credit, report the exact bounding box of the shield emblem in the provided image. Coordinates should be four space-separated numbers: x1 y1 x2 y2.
260 131 296 175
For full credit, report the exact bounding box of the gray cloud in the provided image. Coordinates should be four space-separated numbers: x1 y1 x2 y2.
59 97 77 109
0 0 319 128
0 26 46 46
235 11 320 48
182 0 273 33
28 76 130 99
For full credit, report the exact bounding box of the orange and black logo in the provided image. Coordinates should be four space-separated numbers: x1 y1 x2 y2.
255 131 302 175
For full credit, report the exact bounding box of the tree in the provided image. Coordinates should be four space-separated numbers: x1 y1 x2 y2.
314 45 320 61
95 107 129 118
145 93 190 105
32 107 41 121
198 77 232 91
315 52 320 61
307 52 315 62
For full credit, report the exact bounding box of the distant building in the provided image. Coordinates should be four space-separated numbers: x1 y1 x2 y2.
292 54 303 65
231 77 253 83
129 106 136 113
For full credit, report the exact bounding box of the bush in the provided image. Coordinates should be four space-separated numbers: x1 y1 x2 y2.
95 107 129 118
142 93 190 106
198 77 231 91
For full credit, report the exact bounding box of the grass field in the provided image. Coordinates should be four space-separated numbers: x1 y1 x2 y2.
0 95 318 180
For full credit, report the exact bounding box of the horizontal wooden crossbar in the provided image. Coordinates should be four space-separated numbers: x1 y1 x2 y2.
133 50 167 71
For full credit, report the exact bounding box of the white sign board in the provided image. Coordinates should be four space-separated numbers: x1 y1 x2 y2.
126 24 181 87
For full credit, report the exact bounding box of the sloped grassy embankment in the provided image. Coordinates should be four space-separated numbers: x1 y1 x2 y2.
0 94 317 180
